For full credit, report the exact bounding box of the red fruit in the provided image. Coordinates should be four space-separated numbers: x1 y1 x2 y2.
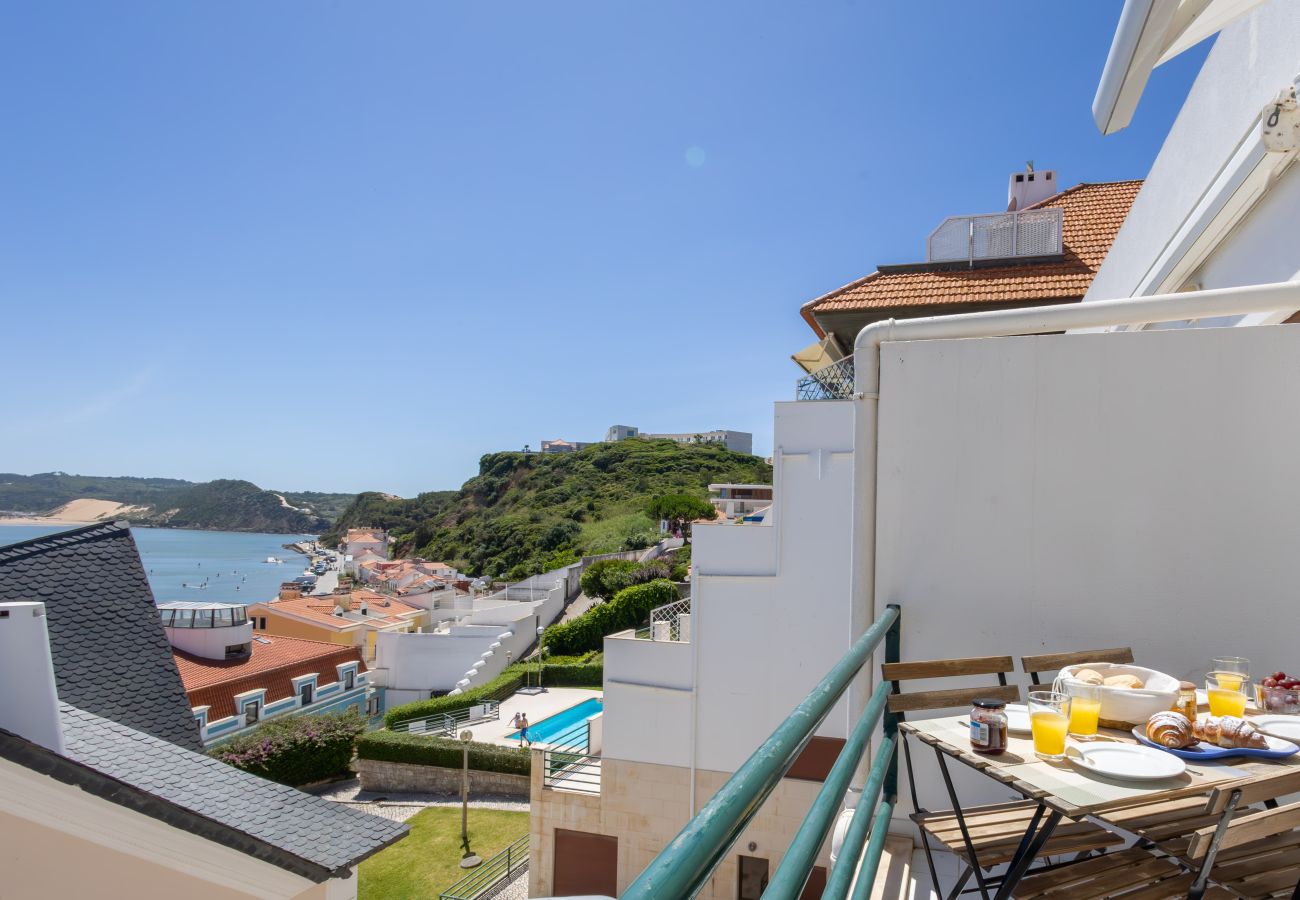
1285 679 1300 690
1274 671 1287 681
1264 677 1279 688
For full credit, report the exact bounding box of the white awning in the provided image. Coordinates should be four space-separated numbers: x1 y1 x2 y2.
1093 0 1267 135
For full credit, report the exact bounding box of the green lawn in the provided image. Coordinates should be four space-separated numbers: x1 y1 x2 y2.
358 807 530 900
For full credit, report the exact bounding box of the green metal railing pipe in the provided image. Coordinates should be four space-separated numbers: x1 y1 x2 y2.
850 800 896 900
621 605 901 900
763 680 892 898
820 735 896 900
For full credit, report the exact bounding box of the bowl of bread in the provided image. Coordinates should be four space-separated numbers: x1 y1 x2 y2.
1058 662 1180 729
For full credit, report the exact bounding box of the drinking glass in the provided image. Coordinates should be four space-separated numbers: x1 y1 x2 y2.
1207 672 1248 717
1212 657 1250 691
1029 691 1071 761
1065 682 1102 740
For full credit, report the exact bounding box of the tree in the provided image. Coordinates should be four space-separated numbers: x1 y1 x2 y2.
646 494 716 541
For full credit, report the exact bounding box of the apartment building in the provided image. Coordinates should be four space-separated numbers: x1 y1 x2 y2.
247 588 427 663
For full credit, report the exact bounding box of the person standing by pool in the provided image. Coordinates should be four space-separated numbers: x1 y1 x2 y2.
519 714 531 748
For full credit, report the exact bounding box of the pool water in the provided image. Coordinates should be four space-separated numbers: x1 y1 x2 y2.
508 697 603 745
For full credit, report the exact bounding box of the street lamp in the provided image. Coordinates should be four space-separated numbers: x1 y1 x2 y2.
536 626 546 692
459 729 481 868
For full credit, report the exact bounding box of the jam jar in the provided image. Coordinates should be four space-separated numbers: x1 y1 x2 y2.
1173 681 1198 722
970 698 1009 755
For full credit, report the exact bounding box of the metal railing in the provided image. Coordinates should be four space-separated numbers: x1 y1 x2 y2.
390 701 500 737
438 834 529 900
622 604 901 900
796 356 855 401
543 748 601 794
927 206 1063 265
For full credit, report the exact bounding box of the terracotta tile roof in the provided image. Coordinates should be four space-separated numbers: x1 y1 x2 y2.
174 634 367 722
802 181 1142 335
252 590 423 631
345 529 385 543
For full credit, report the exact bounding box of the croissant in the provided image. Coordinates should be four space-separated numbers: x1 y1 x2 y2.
1194 715 1267 749
1146 712 1196 748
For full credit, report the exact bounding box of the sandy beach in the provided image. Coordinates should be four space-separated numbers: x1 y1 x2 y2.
0 498 147 526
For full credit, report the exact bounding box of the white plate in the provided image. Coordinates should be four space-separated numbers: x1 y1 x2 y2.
1067 743 1187 781
1253 715 1300 743
1005 704 1030 735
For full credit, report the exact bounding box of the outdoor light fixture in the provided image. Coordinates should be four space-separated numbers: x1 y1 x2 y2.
459 730 481 869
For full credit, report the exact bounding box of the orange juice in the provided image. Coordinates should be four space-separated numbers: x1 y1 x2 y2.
1031 711 1069 757
1214 673 1245 691
1068 698 1101 738
1208 688 1247 717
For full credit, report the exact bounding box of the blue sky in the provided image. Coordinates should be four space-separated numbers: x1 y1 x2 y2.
0 2 1208 496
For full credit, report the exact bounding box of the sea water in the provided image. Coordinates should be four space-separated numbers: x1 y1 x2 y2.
0 524 316 605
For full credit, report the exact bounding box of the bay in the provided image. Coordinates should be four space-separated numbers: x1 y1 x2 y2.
0 524 317 605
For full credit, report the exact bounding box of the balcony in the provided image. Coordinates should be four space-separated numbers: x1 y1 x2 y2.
927 206 1063 266
796 356 855 401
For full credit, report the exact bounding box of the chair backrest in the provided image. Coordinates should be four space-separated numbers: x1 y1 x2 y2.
1206 768 1300 815
1020 647 1135 685
1187 796 1300 860
882 655 1019 716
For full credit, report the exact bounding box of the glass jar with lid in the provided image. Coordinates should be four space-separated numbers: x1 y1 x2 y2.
969 698 1009 755
1172 681 1198 722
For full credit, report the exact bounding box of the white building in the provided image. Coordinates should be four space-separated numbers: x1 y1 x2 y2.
530 3 1300 896
605 424 754 455
707 483 774 520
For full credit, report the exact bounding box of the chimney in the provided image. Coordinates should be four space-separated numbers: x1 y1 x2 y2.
0 602 66 755
1007 163 1058 211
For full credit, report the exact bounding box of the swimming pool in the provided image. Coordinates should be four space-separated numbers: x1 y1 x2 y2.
508 697 603 746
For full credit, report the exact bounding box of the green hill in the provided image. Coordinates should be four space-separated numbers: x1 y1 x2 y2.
0 472 354 534
325 440 771 579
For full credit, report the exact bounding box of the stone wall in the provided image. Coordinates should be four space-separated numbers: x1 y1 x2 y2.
355 758 530 798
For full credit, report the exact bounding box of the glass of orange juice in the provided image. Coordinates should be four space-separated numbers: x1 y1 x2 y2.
1065 682 1102 740
1207 672 1248 717
1029 691 1071 761
1212 657 1250 692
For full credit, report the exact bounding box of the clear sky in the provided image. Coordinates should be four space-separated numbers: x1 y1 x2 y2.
0 2 1208 496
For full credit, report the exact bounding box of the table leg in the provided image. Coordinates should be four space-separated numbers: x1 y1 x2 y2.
992 808 1062 900
934 747 992 900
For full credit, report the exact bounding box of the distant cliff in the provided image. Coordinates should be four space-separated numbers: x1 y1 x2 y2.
0 472 353 534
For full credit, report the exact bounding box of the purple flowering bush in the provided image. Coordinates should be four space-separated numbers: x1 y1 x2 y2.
211 709 365 786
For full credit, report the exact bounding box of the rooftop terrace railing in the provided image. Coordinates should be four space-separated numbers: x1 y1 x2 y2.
389 701 500 738
621 603 901 900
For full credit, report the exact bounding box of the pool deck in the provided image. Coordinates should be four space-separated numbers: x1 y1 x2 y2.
476 687 602 748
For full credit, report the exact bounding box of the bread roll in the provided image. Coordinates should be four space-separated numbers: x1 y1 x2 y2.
1194 715 1267 750
1103 674 1144 690
1146 711 1195 748
1073 668 1105 686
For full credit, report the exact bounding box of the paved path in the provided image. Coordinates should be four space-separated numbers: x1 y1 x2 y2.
557 591 598 624
310 777 529 822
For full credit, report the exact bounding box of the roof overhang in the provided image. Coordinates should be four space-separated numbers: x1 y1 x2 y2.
1093 0 1266 135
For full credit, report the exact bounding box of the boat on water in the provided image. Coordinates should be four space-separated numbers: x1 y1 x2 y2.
264 556 282 564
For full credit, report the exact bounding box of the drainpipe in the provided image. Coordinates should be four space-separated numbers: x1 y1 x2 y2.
848 279 1300 784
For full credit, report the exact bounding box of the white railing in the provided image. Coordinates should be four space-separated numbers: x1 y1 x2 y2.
927 207 1063 265
638 597 691 642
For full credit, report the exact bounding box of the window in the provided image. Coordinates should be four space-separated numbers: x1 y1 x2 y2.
299 683 314 706
257 616 267 630
244 702 260 726
225 643 250 659
366 696 380 716
345 670 356 691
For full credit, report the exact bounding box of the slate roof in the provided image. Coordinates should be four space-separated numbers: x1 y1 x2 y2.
0 522 203 751
175 634 367 720
0 704 406 881
801 180 1143 337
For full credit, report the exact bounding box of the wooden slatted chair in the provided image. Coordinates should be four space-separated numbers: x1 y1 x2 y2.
885 655 1123 899
1021 647 1135 686
1013 769 1300 899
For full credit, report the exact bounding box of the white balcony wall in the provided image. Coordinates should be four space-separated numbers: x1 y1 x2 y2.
600 633 693 767
873 324 1300 819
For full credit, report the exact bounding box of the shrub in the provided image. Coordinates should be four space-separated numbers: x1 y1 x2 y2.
543 579 678 655
357 731 531 776
580 559 638 600
211 709 365 787
670 544 692 582
384 667 525 730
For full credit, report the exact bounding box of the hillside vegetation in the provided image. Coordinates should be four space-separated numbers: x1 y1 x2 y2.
326 440 770 578
0 472 352 534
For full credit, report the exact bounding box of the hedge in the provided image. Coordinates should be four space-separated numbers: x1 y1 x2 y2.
357 730 531 776
211 709 365 786
543 579 678 655
579 559 639 600
384 667 525 730
541 661 603 688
